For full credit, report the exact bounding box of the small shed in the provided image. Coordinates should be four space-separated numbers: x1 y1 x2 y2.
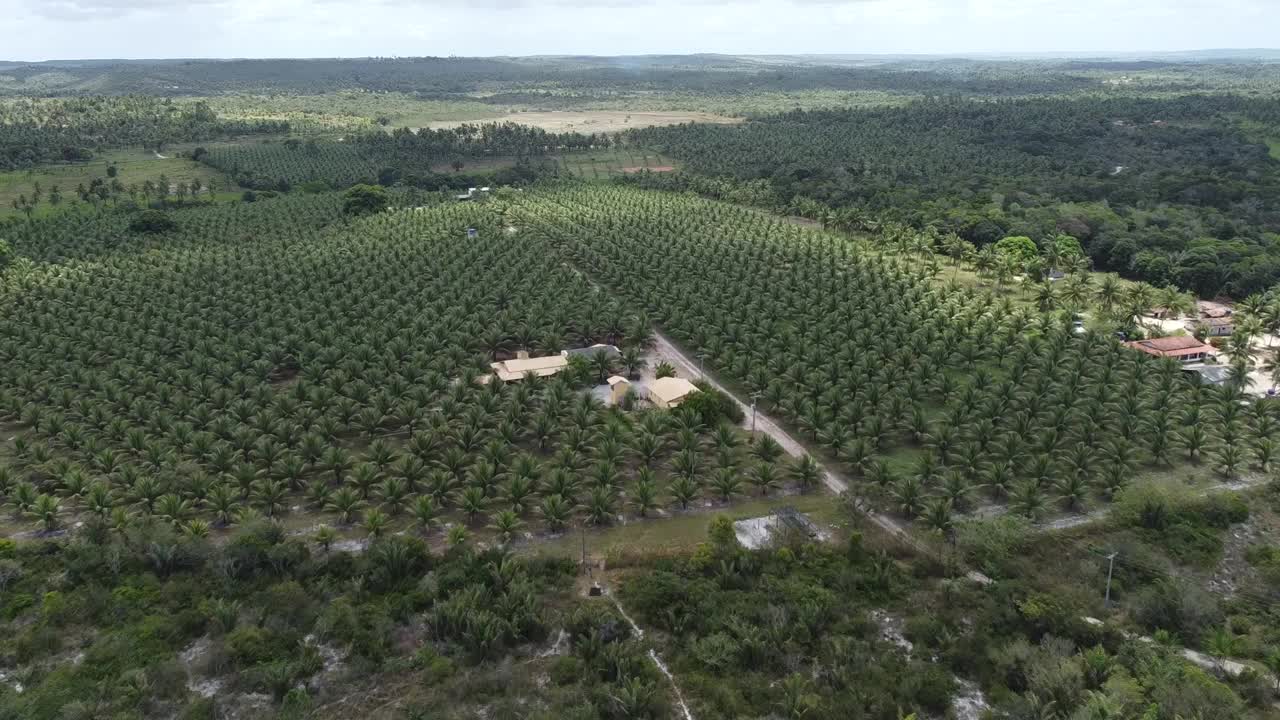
465 227 478 239
607 375 631 404
1182 364 1233 386
1193 316 1234 337
647 376 699 409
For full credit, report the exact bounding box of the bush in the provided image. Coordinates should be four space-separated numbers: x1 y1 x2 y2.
343 184 389 216
129 209 177 234
178 697 216 720
956 515 1031 578
679 384 744 426
897 660 955 713
548 655 583 685
226 625 287 667
1195 492 1248 529
1130 580 1222 639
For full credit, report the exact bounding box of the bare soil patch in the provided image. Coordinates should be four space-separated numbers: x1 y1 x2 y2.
424 110 742 133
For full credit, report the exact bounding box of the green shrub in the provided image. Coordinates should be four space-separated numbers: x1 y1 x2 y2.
679 385 744 426
1130 580 1222 639
548 655 584 686
1195 492 1249 529
897 660 956 714
129 209 177 233
178 697 216 720
342 184 388 216
226 626 286 667
692 632 741 673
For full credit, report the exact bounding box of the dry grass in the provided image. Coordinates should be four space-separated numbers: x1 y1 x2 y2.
424 110 742 134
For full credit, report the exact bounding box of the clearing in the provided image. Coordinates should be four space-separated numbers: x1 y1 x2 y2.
423 110 742 133
0 144 238 218
558 148 678 179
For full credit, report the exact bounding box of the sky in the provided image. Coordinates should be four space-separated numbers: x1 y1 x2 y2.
7 0 1277 61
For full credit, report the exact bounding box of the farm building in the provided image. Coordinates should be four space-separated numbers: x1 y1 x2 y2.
607 375 631 404
647 376 700 409
1182 364 1233 386
488 351 568 382
1190 316 1234 337
1125 336 1217 363
562 343 621 360
456 187 491 201
484 345 624 383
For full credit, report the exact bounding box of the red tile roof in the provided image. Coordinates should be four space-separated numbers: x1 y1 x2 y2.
1126 336 1216 358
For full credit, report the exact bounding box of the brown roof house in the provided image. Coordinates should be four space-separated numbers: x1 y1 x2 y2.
1125 336 1218 363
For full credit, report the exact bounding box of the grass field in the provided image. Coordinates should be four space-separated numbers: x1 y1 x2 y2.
529 491 845 562
201 92 505 134
557 148 678 179
425 110 741 133
0 145 237 218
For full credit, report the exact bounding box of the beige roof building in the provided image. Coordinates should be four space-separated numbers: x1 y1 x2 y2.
607 375 631 404
647 377 700 409
489 352 569 382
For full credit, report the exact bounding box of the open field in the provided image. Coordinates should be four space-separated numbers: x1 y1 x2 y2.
557 148 678 178
0 144 239 218
424 110 742 133
202 93 505 134
529 491 841 561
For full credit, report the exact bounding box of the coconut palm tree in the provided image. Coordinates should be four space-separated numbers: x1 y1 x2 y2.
326 487 364 526
363 508 389 538
411 496 438 535
539 494 572 532
30 494 61 532
490 510 523 545
710 467 742 502
631 475 658 517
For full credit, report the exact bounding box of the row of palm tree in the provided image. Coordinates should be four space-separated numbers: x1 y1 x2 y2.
513 186 1277 529
0 194 826 536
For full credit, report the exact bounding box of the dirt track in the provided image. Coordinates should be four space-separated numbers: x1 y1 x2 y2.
648 330 939 558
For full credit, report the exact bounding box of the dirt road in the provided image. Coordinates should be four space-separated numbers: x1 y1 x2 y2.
649 330 940 557
650 331 846 495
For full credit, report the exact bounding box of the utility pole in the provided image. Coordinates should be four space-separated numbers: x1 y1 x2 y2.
750 391 762 434
697 353 706 378
1104 552 1118 608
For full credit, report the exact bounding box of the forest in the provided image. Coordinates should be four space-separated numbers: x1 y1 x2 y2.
0 97 288 171
2 53 1280 720
198 124 600 190
628 94 1280 298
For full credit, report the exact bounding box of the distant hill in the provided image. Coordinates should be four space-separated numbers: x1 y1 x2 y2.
0 52 1276 98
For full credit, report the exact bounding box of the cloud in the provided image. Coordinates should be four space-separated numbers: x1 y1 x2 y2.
7 0 1277 60
27 0 228 21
